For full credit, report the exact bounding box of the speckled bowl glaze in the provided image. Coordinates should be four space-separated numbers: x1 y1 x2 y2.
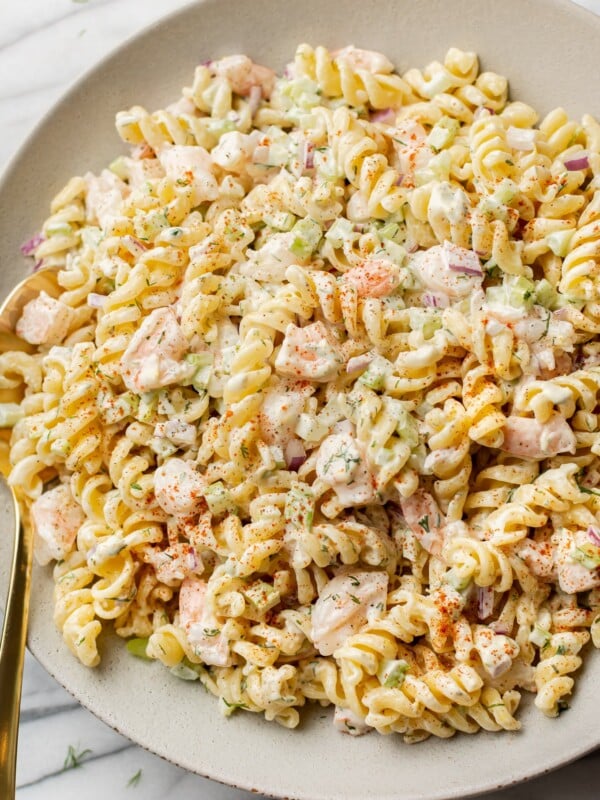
1 1 600 797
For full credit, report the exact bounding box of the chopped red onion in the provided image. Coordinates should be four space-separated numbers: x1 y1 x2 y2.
564 151 589 171
33 259 46 273
248 85 262 116
301 140 315 170
442 240 483 276
87 293 106 309
370 108 396 125
353 223 367 233
506 126 537 151
587 526 600 546
346 353 374 374
20 233 45 257
285 438 306 471
423 291 450 309
477 586 494 620
395 174 404 186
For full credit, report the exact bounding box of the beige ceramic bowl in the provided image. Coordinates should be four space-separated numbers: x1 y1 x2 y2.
1 1 600 797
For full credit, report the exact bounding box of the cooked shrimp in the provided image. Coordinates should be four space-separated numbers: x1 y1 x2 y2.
399 490 444 555
315 431 376 506
16 291 74 346
157 145 219 205
332 46 394 73
333 706 371 736
409 243 483 300
84 169 129 230
500 414 576 460
179 576 233 666
120 307 191 393
275 322 343 382
212 55 276 98
259 380 313 447
343 258 400 298
31 484 85 566
154 457 206 516
553 529 600 594
311 570 388 656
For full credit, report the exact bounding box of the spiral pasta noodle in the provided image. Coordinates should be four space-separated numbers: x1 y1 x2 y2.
6 43 600 744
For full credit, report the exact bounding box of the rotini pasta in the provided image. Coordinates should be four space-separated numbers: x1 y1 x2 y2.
6 43 600 744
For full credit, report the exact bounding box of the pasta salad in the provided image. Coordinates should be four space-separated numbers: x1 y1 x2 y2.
6 44 600 742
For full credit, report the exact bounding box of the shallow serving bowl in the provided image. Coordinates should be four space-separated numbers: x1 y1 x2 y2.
1 0 600 797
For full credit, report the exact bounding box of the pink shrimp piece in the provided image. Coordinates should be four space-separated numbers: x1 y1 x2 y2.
157 145 219 205
500 414 576 460
179 576 233 666
154 457 206 517
517 540 556 581
553 529 600 594
343 258 400 298
31 484 85 566
16 291 74 346
259 380 313 447
275 322 343 382
315 431 377 507
84 169 129 229
211 55 276 98
332 46 394 73
333 706 371 736
120 308 192 393
311 571 388 656
399 490 445 555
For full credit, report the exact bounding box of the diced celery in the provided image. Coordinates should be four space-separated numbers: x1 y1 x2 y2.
204 481 237 516
284 482 315 531
377 658 409 688
295 412 328 442
427 117 460 152
243 580 281 613
572 543 600 569
170 660 202 681
408 308 442 339
493 179 518 206
264 211 296 231
137 392 158 423
414 151 451 186
445 567 471 591
206 118 236 138
270 445 286 468
109 155 129 180
507 275 536 309
184 352 214 391
325 218 357 248
378 222 401 242
280 77 322 110
393 405 420 449
0 403 24 428
358 355 392 390
529 624 551 648
126 637 151 660
45 221 73 237
546 229 574 258
290 218 322 260
535 278 559 310
150 437 178 458
380 238 407 266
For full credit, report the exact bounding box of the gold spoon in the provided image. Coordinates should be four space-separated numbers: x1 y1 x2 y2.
0 266 61 798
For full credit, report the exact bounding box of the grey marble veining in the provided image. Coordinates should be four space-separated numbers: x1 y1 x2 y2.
1 1 600 797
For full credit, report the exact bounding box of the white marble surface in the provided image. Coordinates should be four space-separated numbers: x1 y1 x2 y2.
1 0 600 797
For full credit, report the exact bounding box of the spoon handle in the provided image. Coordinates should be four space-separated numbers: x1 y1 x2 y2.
0 492 28 799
